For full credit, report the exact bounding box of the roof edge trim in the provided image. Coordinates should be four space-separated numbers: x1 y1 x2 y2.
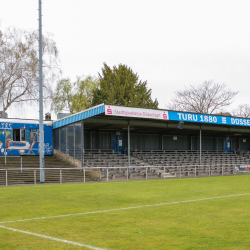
53 103 105 129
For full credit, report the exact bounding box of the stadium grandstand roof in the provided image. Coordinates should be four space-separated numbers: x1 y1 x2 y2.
53 104 250 131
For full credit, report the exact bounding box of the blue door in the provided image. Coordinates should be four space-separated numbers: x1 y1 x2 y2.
223 139 231 153
112 135 124 154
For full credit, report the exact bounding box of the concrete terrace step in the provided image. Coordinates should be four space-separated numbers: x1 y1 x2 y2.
0 169 93 186
0 155 95 186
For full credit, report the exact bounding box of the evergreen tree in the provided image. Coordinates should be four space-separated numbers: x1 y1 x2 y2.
92 63 158 108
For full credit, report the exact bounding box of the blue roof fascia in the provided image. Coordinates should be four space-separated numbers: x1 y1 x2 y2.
53 104 105 129
168 111 250 127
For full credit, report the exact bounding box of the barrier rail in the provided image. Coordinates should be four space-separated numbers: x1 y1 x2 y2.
1 164 249 187
0 155 23 172
131 150 231 155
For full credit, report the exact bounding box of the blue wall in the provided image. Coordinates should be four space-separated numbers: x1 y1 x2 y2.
0 120 53 156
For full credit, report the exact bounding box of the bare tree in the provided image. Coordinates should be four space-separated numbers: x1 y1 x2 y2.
232 104 250 118
167 80 238 114
0 26 60 117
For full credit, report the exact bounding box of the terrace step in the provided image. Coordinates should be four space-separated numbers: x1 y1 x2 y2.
0 155 94 186
160 172 176 178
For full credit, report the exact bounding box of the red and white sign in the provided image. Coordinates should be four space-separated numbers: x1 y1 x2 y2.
105 105 169 120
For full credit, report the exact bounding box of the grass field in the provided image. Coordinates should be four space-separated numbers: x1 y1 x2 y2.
0 175 250 250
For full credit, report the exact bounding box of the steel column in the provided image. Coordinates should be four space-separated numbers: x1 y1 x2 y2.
200 128 202 169
128 121 130 172
81 121 84 170
66 126 68 155
74 123 75 158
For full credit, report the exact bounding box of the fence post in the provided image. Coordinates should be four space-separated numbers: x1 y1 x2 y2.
164 166 165 179
6 169 8 186
34 169 36 185
127 168 128 181
180 166 181 179
195 166 196 178
146 167 147 180
107 168 108 182
209 166 210 177
60 169 62 184
222 165 223 176
84 168 85 183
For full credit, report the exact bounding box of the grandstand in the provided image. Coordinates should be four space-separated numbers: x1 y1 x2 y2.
1 103 250 185
50 104 250 182
75 149 248 180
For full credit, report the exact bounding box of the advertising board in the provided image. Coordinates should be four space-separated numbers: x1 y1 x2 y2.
105 105 169 120
104 105 250 127
168 111 250 127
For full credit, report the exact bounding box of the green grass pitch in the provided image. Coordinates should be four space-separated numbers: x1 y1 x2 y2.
0 175 250 250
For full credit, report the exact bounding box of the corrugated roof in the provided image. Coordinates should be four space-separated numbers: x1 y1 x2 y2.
53 103 250 129
53 104 105 129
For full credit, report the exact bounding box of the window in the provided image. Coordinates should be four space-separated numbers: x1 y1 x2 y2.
13 129 26 141
30 130 37 143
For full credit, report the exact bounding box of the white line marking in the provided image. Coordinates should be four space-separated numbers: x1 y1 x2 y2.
0 225 106 250
1 193 249 225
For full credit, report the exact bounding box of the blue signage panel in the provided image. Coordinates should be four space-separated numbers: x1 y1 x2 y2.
168 111 250 127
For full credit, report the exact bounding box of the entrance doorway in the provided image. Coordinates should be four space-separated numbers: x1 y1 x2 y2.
112 135 124 154
223 139 231 153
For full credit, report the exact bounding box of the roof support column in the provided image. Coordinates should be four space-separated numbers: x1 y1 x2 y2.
128 121 130 172
200 127 202 169
66 126 68 155
81 121 84 170
73 123 75 158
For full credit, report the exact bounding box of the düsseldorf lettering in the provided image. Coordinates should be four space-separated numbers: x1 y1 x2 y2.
231 118 250 126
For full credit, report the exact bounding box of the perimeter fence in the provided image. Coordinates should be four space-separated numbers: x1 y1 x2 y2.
1 164 249 187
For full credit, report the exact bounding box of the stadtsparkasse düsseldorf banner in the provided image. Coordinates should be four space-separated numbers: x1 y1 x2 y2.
104 105 250 127
105 105 169 120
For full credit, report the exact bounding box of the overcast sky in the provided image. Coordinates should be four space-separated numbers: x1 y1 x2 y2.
1 0 249 119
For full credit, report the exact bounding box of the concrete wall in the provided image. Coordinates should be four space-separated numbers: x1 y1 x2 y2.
53 149 101 181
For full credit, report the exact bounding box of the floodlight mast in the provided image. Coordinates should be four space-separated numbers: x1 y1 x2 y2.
39 0 45 182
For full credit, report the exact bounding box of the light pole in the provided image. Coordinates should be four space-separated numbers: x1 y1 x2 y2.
39 0 45 182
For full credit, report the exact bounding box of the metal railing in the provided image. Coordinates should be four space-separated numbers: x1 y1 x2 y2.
0 155 23 172
131 150 231 155
0 148 42 172
0 167 88 187
1 164 249 187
